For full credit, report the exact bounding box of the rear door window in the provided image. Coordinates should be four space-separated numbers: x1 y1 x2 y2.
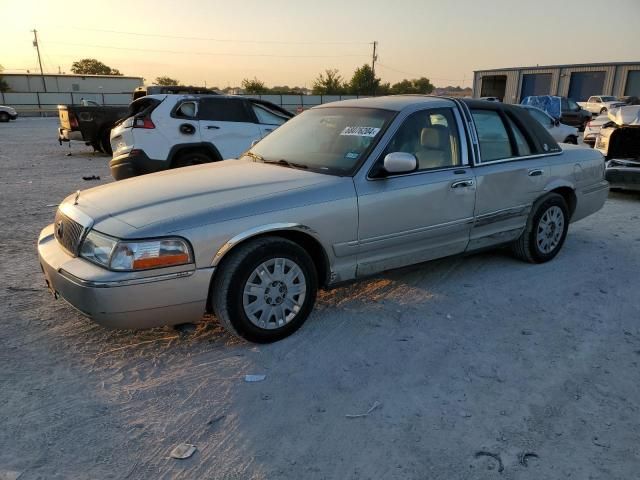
198 98 253 122
471 110 513 161
252 103 289 125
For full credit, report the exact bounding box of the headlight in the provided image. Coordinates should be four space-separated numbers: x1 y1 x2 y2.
79 232 192 271
79 231 117 267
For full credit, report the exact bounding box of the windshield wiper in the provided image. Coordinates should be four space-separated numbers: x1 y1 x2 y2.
262 159 308 170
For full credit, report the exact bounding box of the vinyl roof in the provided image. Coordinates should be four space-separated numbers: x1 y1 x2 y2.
313 95 457 111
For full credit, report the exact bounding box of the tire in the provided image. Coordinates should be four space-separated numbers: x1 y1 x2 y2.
512 193 570 264
211 236 318 343
91 141 104 153
100 129 112 155
172 150 213 168
0 112 9 123
600 107 608 115
564 135 578 145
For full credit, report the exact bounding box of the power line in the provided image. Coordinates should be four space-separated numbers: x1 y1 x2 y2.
45 25 371 46
46 41 370 59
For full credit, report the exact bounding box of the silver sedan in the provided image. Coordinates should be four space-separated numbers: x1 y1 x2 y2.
38 96 608 342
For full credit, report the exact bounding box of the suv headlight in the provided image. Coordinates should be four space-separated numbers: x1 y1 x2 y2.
79 231 193 271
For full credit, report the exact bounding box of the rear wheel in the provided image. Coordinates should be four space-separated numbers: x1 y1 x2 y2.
0 112 9 122
172 150 213 168
99 129 112 155
600 107 608 115
512 193 570 263
211 237 318 343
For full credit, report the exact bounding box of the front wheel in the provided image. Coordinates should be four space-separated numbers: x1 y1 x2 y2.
211 237 318 343
512 193 570 263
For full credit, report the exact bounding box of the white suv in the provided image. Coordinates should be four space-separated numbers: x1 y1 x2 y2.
109 94 293 180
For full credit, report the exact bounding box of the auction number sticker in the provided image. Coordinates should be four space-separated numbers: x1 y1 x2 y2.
340 126 381 137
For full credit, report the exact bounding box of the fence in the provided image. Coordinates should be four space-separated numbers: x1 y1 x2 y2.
0 91 371 116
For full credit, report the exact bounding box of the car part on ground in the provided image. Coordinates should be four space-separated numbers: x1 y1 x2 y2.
38 96 608 343
109 94 293 180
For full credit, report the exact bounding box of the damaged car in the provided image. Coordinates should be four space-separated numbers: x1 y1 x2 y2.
596 106 640 191
38 97 608 343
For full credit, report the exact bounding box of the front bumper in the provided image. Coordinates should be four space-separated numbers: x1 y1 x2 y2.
58 127 83 143
38 224 213 329
606 159 640 191
109 149 168 181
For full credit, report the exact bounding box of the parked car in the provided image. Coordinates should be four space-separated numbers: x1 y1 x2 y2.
578 95 626 115
583 113 609 147
520 105 579 144
595 105 640 190
109 94 293 180
0 105 18 122
38 97 608 343
522 95 592 131
57 85 218 154
620 96 640 105
58 104 129 154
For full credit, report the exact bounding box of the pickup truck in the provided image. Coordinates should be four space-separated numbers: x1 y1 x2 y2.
578 95 626 115
57 85 217 154
38 96 609 342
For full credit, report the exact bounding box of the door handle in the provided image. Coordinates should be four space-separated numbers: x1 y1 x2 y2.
528 169 544 177
206 125 220 130
450 179 474 189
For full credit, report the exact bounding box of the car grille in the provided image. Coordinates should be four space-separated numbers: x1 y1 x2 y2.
54 209 85 255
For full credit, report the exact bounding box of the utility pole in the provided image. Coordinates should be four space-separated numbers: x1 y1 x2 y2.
31 29 47 92
371 41 378 96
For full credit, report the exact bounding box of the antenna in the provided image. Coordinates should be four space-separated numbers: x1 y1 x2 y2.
371 41 378 96
31 28 47 92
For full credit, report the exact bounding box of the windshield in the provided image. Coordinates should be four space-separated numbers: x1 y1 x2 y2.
246 107 395 175
601 96 617 102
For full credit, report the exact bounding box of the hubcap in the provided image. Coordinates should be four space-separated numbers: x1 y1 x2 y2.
536 206 565 254
242 257 306 330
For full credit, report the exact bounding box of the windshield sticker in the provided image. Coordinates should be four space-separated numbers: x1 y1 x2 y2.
345 151 360 159
340 126 381 137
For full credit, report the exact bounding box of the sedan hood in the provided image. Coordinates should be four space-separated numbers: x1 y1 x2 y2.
72 159 341 230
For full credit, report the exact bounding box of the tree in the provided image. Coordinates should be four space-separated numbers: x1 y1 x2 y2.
155 76 179 86
71 58 122 75
390 77 434 95
348 64 384 95
312 69 346 95
241 77 267 94
0 64 8 92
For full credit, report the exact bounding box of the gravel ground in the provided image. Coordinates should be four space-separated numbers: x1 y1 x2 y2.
1 118 640 480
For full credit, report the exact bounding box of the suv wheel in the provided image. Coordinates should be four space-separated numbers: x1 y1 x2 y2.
512 193 570 263
0 112 9 122
600 107 608 115
172 150 213 168
211 237 318 343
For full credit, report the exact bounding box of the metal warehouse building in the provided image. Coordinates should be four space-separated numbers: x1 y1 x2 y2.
1 73 143 94
473 62 640 104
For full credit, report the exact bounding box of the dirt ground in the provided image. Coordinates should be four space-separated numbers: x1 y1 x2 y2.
1 118 640 480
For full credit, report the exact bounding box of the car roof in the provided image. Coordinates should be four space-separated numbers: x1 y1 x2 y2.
313 95 457 112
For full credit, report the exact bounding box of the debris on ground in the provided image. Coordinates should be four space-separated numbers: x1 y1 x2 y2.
346 400 381 419
518 452 539 467
206 415 225 426
82 175 100 181
244 374 266 382
474 451 504 473
169 443 197 459
174 323 197 335
592 436 611 449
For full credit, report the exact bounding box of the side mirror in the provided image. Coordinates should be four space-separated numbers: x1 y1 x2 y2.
383 152 417 174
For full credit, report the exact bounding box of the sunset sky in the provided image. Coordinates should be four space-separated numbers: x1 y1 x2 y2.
2 0 639 88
